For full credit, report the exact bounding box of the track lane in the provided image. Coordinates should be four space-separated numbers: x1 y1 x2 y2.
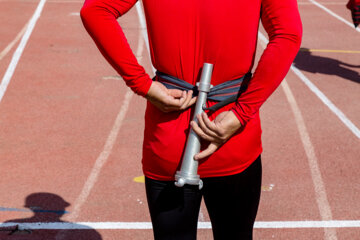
257 1 360 238
0 1 35 51
295 2 360 130
0 0 126 224
0 0 37 92
0 0 359 239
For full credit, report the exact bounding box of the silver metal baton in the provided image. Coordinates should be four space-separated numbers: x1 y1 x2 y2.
175 63 213 190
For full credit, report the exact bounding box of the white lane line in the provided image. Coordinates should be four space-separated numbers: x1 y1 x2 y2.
68 30 147 221
67 89 134 221
281 80 337 240
1 220 360 229
0 23 28 61
135 2 149 52
289 66 360 139
308 0 360 32
135 1 156 74
258 32 360 139
67 13 148 221
0 0 47 104
257 32 337 239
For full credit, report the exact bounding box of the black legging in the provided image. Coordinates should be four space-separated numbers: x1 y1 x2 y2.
145 156 262 240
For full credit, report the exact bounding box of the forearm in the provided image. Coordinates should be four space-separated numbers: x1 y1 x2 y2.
80 0 152 96
232 0 302 126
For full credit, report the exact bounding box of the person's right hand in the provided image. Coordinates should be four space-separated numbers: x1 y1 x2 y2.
145 81 197 112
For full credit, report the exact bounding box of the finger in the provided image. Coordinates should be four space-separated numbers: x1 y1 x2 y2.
194 142 219 160
176 91 187 105
191 121 216 142
163 104 185 112
201 112 218 132
197 113 218 138
168 89 185 98
188 96 197 106
167 94 194 111
180 90 193 110
165 93 186 108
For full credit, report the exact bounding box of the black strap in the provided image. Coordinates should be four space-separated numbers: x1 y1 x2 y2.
155 71 251 112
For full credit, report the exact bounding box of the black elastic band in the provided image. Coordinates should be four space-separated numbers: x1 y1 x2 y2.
155 71 251 112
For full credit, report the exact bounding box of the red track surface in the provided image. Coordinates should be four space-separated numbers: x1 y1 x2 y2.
0 0 359 239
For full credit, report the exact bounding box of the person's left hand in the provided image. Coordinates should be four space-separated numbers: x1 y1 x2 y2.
190 111 242 160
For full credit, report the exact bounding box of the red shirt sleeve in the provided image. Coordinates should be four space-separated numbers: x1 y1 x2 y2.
231 0 302 126
80 0 152 97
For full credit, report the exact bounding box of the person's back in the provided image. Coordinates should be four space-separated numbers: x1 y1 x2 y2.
80 0 302 239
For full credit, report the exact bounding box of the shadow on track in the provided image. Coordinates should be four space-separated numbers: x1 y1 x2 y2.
0 192 102 240
293 48 360 84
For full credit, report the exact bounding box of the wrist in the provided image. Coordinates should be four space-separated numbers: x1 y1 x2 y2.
229 110 242 128
230 108 245 127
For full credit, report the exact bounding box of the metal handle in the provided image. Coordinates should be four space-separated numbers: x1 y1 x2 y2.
174 63 213 189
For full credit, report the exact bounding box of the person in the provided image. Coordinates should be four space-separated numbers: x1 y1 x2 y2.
347 0 360 27
80 0 302 239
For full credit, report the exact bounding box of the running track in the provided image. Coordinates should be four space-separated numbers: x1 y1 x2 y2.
0 0 359 239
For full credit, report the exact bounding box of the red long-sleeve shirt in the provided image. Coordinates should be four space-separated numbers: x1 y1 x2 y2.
81 0 302 180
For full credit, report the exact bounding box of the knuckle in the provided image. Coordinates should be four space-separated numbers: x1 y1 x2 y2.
218 137 227 143
219 135 227 141
217 129 225 136
204 131 211 137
